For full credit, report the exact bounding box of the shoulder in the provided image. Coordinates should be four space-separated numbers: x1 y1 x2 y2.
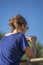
18 33 25 37
17 33 26 40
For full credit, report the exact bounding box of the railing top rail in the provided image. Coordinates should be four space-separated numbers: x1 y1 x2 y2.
21 58 43 63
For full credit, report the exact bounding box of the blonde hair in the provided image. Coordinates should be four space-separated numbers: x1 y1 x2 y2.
9 15 27 31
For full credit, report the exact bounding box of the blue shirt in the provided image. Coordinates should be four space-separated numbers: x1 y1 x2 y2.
0 32 29 65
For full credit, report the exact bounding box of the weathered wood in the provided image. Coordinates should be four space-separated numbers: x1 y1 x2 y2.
21 58 43 63
29 58 43 62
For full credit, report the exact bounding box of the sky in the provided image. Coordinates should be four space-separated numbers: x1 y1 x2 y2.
0 0 43 45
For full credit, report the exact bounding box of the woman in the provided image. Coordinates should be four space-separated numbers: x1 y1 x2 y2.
0 15 35 65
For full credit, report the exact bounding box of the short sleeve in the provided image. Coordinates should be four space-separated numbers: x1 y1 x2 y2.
19 34 30 51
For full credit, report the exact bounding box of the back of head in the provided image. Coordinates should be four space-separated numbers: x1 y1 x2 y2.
9 15 28 32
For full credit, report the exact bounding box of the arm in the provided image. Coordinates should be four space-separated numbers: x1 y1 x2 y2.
24 47 35 59
19 35 36 59
25 36 37 58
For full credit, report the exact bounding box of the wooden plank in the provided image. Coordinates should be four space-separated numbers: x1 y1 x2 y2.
29 58 43 62
21 58 43 63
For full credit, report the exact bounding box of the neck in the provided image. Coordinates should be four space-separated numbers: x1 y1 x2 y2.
12 29 22 34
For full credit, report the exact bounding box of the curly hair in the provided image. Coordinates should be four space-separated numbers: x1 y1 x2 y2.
9 15 28 31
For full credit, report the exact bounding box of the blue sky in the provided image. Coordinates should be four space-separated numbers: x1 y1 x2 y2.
0 0 43 45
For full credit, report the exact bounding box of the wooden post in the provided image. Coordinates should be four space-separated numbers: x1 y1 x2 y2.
31 36 37 56
26 36 37 56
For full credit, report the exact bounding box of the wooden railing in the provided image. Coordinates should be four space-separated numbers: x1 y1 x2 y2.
20 58 43 65
21 58 43 63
